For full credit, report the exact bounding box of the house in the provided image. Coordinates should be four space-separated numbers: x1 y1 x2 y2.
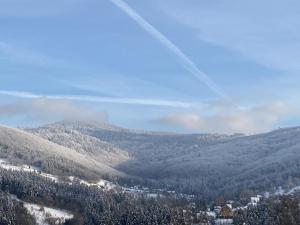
250 195 262 206
219 204 233 218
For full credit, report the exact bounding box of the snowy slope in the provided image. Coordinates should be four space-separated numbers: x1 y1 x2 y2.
0 125 125 179
6 121 300 195
37 122 300 194
24 202 73 225
28 124 129 167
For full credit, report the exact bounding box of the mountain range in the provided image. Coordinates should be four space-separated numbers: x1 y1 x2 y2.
1 121 300 198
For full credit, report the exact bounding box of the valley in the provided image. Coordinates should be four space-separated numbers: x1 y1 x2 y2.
0 121 299 224
27 121 300 198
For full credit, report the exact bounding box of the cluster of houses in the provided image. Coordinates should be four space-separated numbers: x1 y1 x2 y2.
98 180 266 225
182 195 263 225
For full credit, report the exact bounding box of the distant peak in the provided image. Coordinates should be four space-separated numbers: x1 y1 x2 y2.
43 120 124 132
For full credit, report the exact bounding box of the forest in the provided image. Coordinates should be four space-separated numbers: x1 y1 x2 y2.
0 168 299 225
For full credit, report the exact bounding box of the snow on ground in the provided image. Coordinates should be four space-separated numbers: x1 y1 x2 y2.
40 173 59 182
0 158 115 191
146 193 159 198
287 185 300 195
274 186 285 195
0 158 163 198
24 202 73 225
70 177 116 190
0 158 59 182
0 159 36 172
270 186 300 196
97 179 116 189
215 218 233 225
10 195 73 225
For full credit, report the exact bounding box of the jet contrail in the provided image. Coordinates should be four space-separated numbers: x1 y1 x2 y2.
0 90 200 108
109 0 229 100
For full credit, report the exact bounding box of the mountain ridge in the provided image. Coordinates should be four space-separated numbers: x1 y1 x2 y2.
2 121 300 198
0 125 125 179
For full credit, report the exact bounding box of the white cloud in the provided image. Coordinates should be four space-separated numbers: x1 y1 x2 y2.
156 101 294 134
0 98 108 124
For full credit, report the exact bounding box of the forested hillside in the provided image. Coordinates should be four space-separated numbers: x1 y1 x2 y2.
0 125 124 180
0 122 298 224
29 121 300 198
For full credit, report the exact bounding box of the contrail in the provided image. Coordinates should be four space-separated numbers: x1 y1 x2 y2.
0 90 200 108
109 0 229 100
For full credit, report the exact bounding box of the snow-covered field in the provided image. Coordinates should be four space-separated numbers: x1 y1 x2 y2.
0 158 59 182
0 158 116 190
269 185 300 196
286 185 300 195
215 218 233 225
0 158 36 172
68 176 117 190
0 158 184 200
10 195 73 225
24 202 73 225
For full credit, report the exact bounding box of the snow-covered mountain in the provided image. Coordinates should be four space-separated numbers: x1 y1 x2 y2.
0 125 125 179
27 123 129 167
2 121 300 197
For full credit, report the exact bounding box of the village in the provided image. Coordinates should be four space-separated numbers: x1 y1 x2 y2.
1 158 297 225
119 183 264 225
181 195 262 225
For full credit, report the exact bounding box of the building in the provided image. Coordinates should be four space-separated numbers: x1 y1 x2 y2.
219 204 233 218
250 195 262 206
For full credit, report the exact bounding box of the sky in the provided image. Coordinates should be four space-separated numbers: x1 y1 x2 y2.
0 0 300 134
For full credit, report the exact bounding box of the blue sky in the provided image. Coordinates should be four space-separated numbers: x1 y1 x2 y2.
0 0 299 133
